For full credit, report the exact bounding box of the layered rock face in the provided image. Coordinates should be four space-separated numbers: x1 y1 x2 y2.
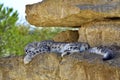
0 51 120 80
26 0 120 27
78 20 120 47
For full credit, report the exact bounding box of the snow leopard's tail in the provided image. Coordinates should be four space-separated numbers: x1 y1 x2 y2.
88 46 114 60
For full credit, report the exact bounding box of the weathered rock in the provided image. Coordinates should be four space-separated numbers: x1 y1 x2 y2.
0 54 61 80
0 47 120 80
25 0 120 27
53 30 79 42
78 20 120 47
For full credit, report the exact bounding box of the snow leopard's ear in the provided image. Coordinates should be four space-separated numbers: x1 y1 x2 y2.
84 42 90 50
87 43 90 49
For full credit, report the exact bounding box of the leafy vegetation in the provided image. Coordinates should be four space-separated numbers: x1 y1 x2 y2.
0 3 18 56
0 4 18 33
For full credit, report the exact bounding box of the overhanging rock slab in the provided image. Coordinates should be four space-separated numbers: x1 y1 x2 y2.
25 0 120 27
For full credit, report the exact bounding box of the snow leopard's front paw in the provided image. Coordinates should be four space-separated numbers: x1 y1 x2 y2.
61 52 71 57
24 55 32 64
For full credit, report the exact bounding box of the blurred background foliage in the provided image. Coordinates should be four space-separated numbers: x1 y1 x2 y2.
0 4 72 57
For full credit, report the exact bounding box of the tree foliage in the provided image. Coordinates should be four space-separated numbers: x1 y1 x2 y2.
0 4 18 56
0 4 18 32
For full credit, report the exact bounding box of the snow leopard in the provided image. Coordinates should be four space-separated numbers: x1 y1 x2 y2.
24 40 115 64
24 40 90 64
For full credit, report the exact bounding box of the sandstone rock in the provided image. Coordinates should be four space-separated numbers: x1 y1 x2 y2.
78 20 120 47
25 0 120 27
0 48 120 80
53 30 79 42
0 54 61 80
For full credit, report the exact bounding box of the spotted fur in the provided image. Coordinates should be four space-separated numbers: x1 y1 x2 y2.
24 40 90 64
88 46 114 60
24 40 115 64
